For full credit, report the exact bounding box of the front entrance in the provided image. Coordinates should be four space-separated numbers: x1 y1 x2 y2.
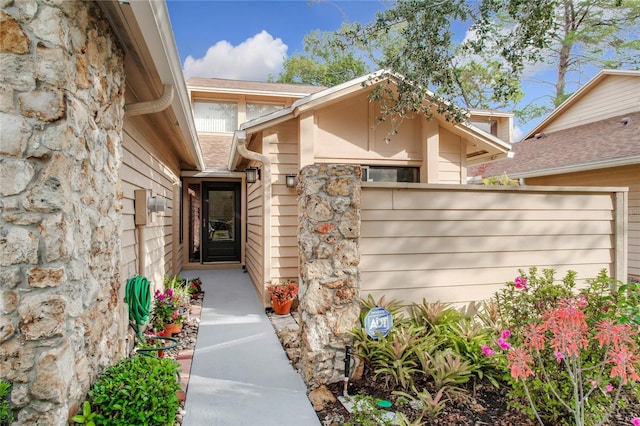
202 182 241 263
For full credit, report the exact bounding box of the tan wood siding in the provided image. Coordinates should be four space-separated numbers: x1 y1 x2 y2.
439 129 463 183
245 173 264 293
265 123 299 284
360 184 626 305
526 164 640 278
120 122 181 292
313 92 423 165
542 75 640 133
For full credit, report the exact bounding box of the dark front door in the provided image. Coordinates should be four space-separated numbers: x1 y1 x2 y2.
202 182 241 262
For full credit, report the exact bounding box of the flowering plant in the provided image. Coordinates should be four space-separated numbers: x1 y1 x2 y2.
152 288 181 329
267 281 298 304
484 294 640 426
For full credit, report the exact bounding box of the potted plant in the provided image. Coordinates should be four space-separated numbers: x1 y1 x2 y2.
152 288 181 336
267 280 299 315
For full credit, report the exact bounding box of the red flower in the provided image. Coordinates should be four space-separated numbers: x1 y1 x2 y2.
267 281 299 304
507 346 535 381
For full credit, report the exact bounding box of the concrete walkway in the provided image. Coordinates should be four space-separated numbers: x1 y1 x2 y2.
180 269 320 426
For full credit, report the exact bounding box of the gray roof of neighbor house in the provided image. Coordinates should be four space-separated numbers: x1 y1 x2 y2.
187 77 325 97
468 112 640 179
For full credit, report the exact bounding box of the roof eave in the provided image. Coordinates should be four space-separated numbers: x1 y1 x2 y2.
125 0 205 171
502 154 640 179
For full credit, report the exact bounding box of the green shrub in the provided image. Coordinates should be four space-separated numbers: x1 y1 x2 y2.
487 268 640 425
85 355 180 425
0 380 13 426
492 267 576 337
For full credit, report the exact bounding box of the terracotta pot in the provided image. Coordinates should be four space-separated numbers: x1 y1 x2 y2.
272 297 292 315
164 322 180 336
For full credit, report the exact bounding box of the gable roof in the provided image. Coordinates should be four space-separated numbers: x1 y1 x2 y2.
468 112 640 179
523 69 640 141
230 69 512 169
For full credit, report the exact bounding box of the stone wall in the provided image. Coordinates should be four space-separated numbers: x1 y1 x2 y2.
297 164 361 387
0 1 125 423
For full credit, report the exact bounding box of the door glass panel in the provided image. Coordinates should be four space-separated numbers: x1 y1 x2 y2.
207 189 235 243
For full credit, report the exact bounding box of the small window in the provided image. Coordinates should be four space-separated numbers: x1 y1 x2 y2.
362 166 419 183
193 101 238 133
246 102 283 121
470 119 498 137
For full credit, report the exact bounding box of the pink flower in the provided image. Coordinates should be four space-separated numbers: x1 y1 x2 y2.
630 418 640 426
507 346 535 381
481 345 495 356
498 337 511 350
606 383 614 393
577 294 588 308
514 277 528 289
554 351 564 362
501 330 511 339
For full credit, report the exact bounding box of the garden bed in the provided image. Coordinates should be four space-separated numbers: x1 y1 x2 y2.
266 268 640 426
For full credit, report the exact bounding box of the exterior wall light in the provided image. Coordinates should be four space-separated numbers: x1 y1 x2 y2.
245 167 259 184
285 173 297 188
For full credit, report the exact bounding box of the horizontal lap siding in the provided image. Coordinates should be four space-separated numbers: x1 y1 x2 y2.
246 178 264 291
360 185 622 305
527 164 639 278
266 123 299 282
543 75 640 133
120 125 180 291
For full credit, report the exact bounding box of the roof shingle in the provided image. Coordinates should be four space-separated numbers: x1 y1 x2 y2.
469 112 640 178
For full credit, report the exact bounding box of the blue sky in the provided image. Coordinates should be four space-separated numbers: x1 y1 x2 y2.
167 1 387 81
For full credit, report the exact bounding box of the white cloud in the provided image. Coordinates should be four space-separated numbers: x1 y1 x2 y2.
512 125 523 142
182 30 288 81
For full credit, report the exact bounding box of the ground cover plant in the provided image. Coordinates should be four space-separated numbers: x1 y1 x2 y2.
332 268 640 426
80 354 181 425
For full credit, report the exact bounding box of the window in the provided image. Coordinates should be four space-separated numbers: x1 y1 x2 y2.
246 102 283 121
193 101 237 133
470 119 498 137
362 166 419 183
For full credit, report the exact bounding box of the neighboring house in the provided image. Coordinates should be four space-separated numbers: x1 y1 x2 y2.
1 1 202 423
468 69 640 280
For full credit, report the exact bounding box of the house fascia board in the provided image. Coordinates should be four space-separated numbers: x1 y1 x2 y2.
126 0 205 171
502 154 640 180
188 85 317 98
523 69 640 141
468 109 515 118
454 120 512 152
181 170 244 178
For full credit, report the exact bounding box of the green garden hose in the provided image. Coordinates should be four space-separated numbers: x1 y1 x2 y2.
125 275 151 339
125 276 179 357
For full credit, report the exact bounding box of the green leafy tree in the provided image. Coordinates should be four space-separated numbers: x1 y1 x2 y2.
497 0 640 120
274 24 368 87
551 0 640 106
294 0 637 127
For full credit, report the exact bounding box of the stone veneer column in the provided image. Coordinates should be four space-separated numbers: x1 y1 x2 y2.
298 164 361 387
0 1 125 424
